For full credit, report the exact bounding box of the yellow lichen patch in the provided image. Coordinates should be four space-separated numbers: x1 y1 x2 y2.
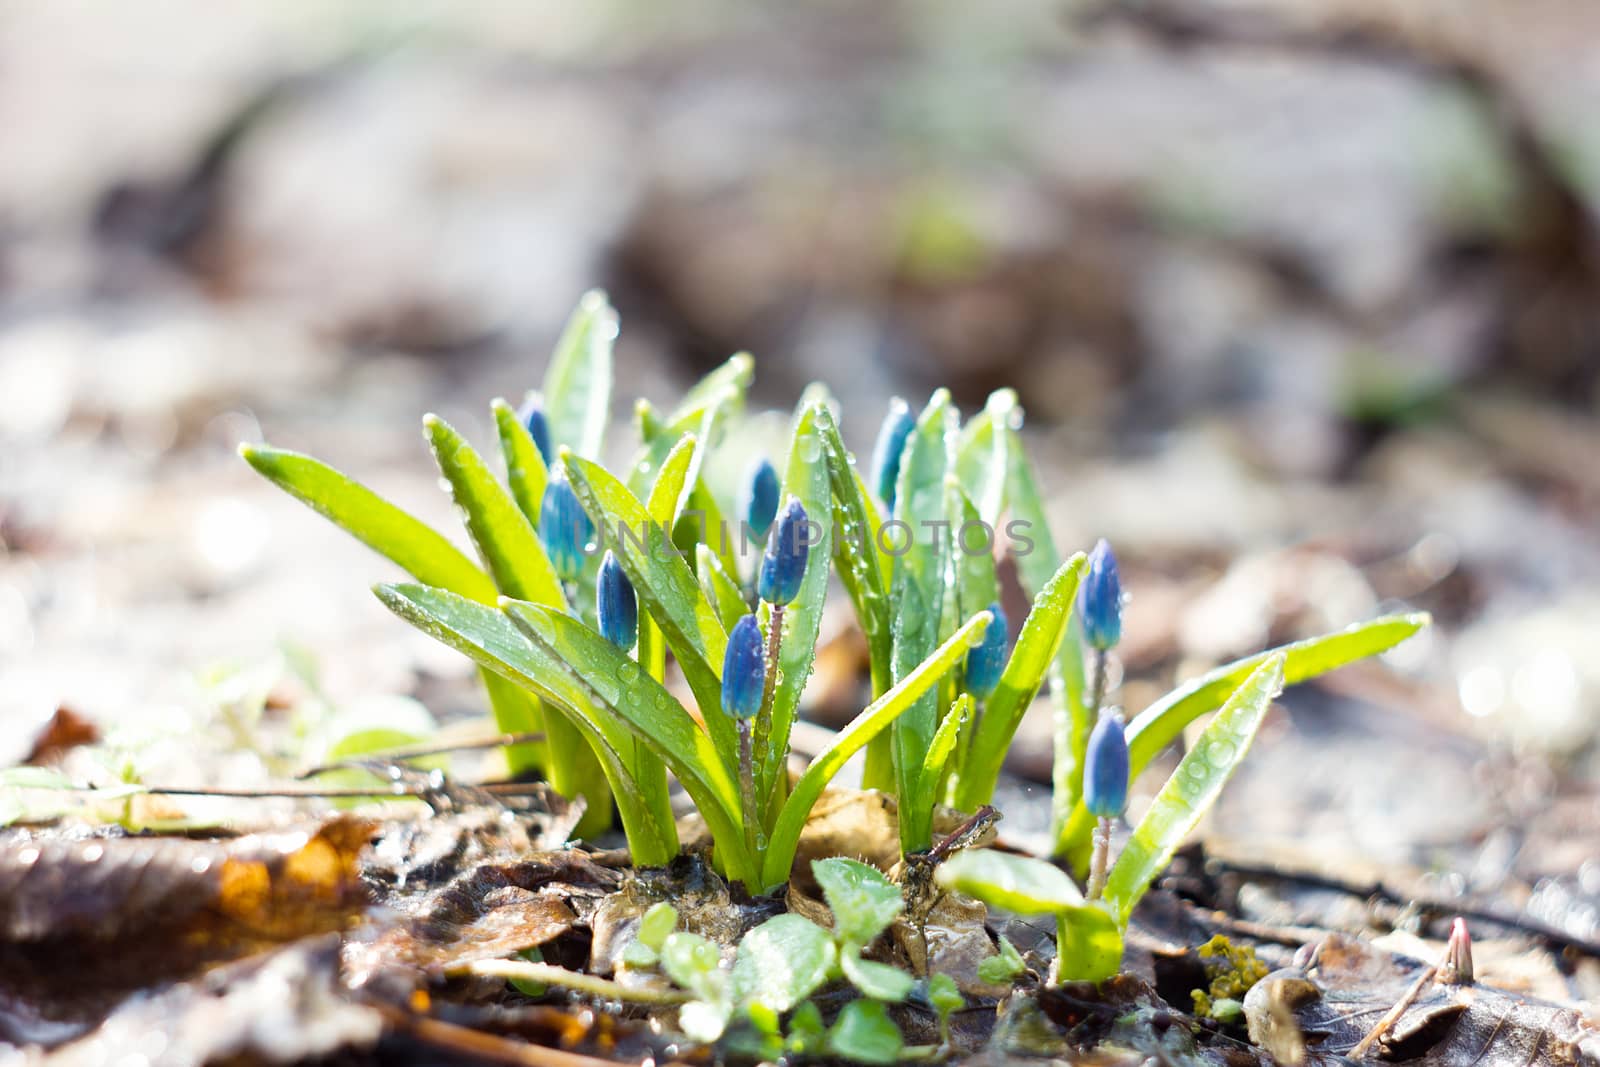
1191 934 1269 1020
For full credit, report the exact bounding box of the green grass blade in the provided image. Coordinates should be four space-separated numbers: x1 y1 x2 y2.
646 433 697 523
424 414 565 606
561 452 734 763
667 352 754 427
543 289 616 460
953 488 998 648
812 404 892 686
426 416 610 834
640 435 698 687
936 849 1083 914
1053 611 1431 866
757 402 833 803
505 600 751 882
889 390 957 850
760 610 992 893
375 584 676 864
921 694 970 796
239 443 494 602
952 552 1087 811
954 389 1016 527
1005 430 1091 842
697 545 749 632
492 397 550 525
1103 655 1286 923
671 399 743 581
240 442 549 784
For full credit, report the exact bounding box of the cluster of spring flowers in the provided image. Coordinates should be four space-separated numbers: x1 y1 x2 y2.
243 292 1425 990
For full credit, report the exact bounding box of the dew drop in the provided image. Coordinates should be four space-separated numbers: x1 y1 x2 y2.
616 660 643 691
1205 739 1237 767
797 433 823 464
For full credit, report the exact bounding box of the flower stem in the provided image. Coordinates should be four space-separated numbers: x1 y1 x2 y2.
738 719 760 863
750 603 785 796
1087 816 1111 900
1089 647 1108 720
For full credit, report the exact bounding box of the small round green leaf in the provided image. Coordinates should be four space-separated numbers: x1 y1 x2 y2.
731 914 837 1013
826 1000 904 1065
660 932 725 1005
637 902 678 951
812 857 903 947
840 947 913 1002
935 849 1084 916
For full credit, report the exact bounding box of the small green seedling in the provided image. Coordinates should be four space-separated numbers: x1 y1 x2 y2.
939 654 1290 983
621 901 679 969
976 936 1027 985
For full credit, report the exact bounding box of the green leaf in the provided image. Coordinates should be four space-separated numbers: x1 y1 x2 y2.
976 936 1025 984
758 402 833 802
422 414 607 832
423 414 565 607
935 849 1083 916
921 693 969 802
812 858 903 947
679 1000 731 1044
812 404 891 688
1053 612 1430 866
840 947 914 1002
952 552 1088 811
660 931 726 1005
645 433 697 526
240 442 545 780
638 902 679 951
927 973 963 1032
1003 430 1090 845
670 399 743 582
1054 903 1124 983
0 767 77 790
1126 614 1427 776
760 609 993 892
314 727 443 802
374 584 682 867
935 850 1122 982
731 914 837 1013
667 352 754 428
786 1001 827 1053
697 544 749 632
1104 654 1286 923
239 444 494 602
952 489 999 638
543 289 615 460
492 397 549 525
826 1000 903 1065
889 390 958 849
561 453 733 761
955 389 1015 527
503 600 753 878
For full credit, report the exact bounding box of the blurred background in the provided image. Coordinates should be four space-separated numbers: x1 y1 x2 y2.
3 1 1600 958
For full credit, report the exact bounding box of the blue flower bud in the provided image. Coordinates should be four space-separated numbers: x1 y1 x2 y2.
1083 712 1129 819
965 602 1008 699
740 457 781 539
869 398 915 510
1078 538 1122 651
539 476 592 580
722 614 766 720
757 497 811 606
596 550 638 651
517 394 553 464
